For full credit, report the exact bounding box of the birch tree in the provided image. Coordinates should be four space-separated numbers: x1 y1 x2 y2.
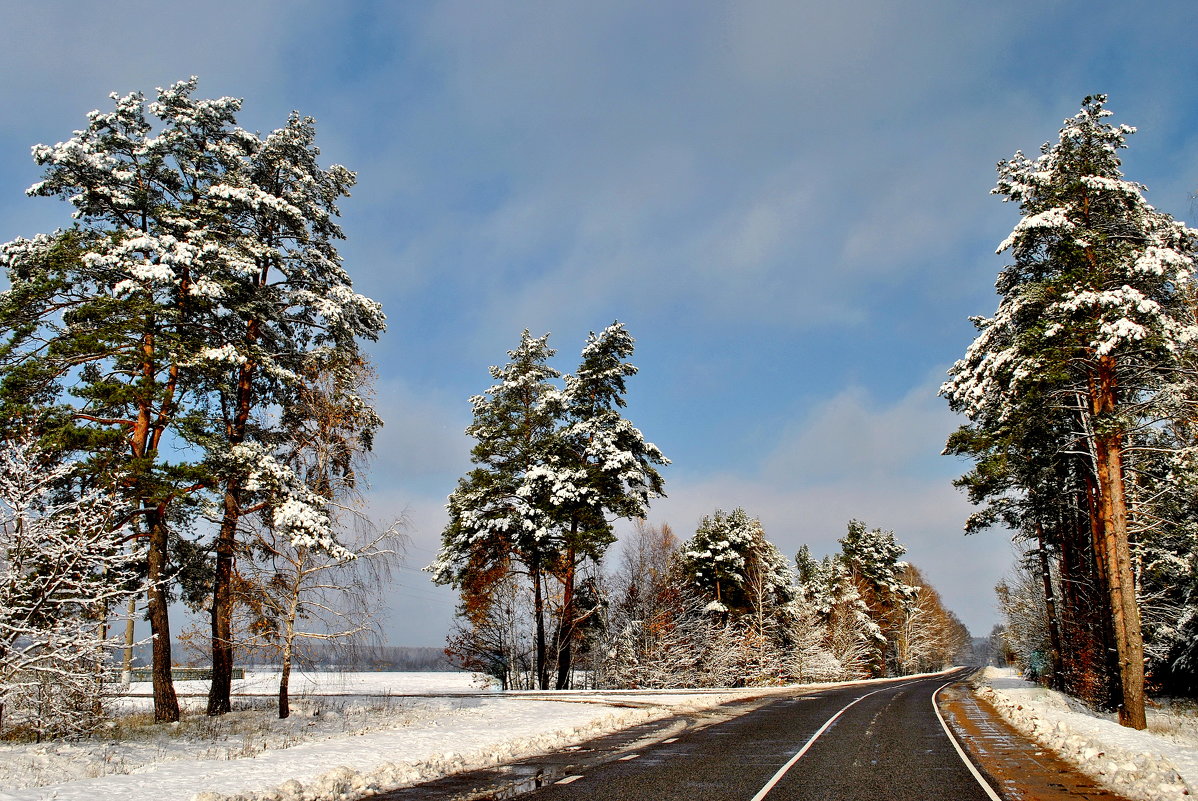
235 515 399 718
838 520 916 676
795 546 874 679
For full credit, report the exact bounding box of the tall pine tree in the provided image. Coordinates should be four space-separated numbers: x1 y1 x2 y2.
943 96 1198 727
0 79 384 720
543 323 668 687
430 331 563 688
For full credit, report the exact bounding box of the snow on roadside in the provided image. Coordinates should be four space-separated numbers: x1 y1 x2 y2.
972 667 1197 801
0 672 762 801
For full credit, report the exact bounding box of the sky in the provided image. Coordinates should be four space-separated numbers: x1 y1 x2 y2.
3 0 1198 647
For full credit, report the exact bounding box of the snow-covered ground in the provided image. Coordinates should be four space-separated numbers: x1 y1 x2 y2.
12 667 1186 801
972 667 1198 801
0 671 769 801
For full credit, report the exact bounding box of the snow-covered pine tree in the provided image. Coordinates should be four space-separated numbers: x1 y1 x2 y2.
430 330 564 689
0 79 385 720
942 96 1198 727
679 508 804 683
195 106 384 716
681 507 790 614
837 520 916 676
432 324 668 690
0 435 140 739
783 601 844 683
0 81 256 721
542 322 669 688
945 390 1115 702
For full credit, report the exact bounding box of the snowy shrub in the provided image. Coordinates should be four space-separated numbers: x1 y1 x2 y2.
0 435 140 740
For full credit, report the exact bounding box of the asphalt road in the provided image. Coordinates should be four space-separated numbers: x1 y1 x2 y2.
481 669 996 801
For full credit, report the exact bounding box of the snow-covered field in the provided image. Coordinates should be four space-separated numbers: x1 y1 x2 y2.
0 671 765 801
973 667 1198 801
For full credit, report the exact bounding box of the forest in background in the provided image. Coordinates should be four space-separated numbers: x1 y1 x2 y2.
431 324 968 690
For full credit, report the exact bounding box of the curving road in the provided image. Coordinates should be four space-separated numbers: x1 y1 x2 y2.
373 669 999 801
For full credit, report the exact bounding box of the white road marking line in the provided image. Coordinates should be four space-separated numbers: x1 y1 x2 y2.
749 688 885 801
932 681 1003 801
618 753 641 760
556 775 584 785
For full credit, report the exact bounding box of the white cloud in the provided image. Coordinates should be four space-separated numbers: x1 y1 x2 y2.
762 379 953 483
345 1 1060 340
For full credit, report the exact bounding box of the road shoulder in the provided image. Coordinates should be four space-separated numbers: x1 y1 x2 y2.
938 681 1139 801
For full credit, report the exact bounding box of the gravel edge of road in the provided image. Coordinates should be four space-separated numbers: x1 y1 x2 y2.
937 673 1143 801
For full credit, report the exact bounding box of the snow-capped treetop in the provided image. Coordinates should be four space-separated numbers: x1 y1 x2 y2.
681 507 794 614
942 95 1198 424
555 322 668 524
563 322 638 413
466 330 561 468
839 519 913 599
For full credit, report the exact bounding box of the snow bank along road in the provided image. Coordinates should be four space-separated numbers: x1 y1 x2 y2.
374 668 1000 801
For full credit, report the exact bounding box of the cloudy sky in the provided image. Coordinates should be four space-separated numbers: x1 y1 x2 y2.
3 1 1197 646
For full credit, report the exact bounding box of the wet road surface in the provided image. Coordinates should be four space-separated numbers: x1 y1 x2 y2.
370 669 1003 801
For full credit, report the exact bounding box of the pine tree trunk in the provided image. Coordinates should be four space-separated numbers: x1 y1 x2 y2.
1058 474 1112 707
1090 358 1147 729
208 349 255 715
532 553 549 690
1080 449 1121 707
207 483 239 715
1035 522 1064 689
555 546 577 690
146 510 180 722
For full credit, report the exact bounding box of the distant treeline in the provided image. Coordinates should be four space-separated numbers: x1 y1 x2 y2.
134 644 456 672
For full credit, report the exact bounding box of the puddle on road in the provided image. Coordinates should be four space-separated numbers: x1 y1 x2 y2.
473 764 568 800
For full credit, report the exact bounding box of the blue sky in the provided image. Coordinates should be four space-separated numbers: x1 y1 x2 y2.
3 1 1198 646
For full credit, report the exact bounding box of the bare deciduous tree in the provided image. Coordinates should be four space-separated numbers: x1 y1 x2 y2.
235 514 401 718
0 435 140 739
